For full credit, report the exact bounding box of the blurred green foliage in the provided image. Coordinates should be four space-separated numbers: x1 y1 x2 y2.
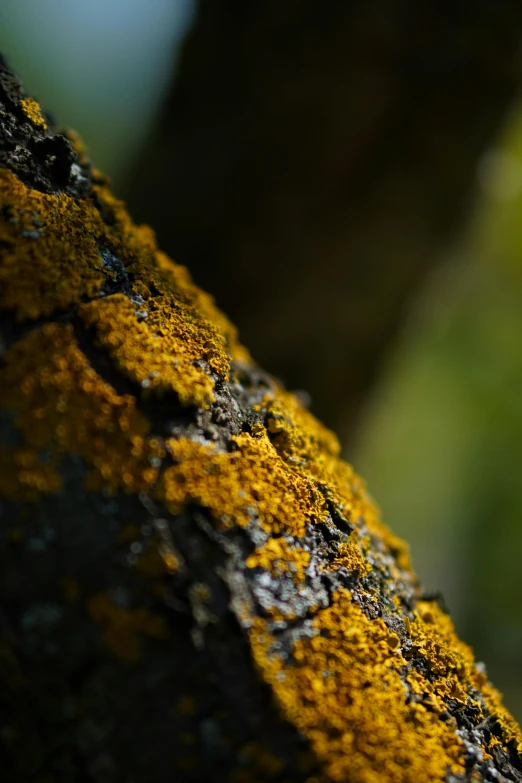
356 107 522 722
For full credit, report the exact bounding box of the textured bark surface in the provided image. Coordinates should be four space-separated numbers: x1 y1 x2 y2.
127 0 522 438
1 56 522 783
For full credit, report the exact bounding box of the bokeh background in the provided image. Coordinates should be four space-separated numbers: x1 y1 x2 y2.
1 1 522 722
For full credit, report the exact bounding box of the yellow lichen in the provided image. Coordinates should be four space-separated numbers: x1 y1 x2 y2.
249 592 467 783
261 390 412 573
79 293 218 408
0 323 162 495
247 591 522 782
0 170 104 320
155 250 250 366
0 168 246 410
87 184 248 381
412 602 522 754
246 538 310 583
325 537 372 577
263 389 342 470
20 97 47 129
159 432 327 537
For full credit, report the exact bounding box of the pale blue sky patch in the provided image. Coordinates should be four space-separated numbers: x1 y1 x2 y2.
0 0 196 187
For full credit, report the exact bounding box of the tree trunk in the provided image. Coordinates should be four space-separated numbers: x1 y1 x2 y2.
127 0 522 440
1 55 521 783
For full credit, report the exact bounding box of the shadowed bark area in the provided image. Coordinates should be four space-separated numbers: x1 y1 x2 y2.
127 0 522 439
1 56 522 783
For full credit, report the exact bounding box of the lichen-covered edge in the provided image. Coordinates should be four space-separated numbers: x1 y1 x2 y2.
0 54 521 783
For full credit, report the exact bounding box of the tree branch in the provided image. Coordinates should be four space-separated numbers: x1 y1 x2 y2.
1 54 521 783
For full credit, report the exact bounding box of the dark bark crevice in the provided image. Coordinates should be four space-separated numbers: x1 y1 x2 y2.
0 55 92 199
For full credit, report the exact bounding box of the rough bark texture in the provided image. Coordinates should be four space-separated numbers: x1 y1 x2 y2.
127 0 522 439
1 56 522 783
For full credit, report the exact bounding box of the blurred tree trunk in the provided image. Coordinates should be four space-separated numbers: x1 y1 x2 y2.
127 0 522 442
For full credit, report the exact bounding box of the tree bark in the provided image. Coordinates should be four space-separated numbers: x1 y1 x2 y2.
127 0 522 440
1 55 522 783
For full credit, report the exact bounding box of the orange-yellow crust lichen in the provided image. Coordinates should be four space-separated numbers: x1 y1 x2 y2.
159 432 328 537
260 390 412 573
325 538 372 577
20 97 47 129
0 323 160 496
246 538 310 583
0 169 104 319
0 168 246 408
249 592 468 783
79 293 219 408
411 602 522 751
